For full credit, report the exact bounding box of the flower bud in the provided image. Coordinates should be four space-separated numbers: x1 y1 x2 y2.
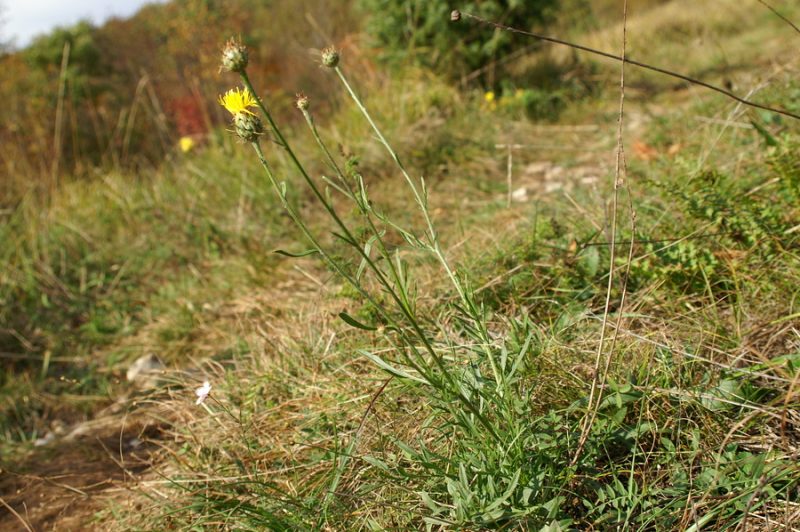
221 38 248 72
234 112 264 142
295 93 309 111
321 46 339 68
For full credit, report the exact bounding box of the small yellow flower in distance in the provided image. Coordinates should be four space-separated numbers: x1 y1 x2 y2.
179 136 195 153
219 87 257 117
515 89 524 99
484 91 496 103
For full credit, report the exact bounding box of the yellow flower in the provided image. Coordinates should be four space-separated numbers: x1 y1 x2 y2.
179 136 195 153
219 87 257 117
484 91 496 103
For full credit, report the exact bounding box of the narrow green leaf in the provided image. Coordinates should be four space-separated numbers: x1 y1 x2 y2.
339 311 377 330
750 119 779 147
273 248 319 258
361 351 427 384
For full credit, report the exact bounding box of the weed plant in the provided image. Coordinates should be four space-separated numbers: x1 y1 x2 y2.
3 2 800 529
154 36 800 530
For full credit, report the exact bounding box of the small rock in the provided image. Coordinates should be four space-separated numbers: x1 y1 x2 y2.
126 353 165 389
511 187 529 202
33 433 56 447
544 182 564 194
523 161 552 177
544 165 565 181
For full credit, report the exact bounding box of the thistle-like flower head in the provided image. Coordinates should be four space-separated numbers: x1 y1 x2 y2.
219 87 258 117
221 38 248 72
219 88 263 142
234 112 264 142
321 46 340 68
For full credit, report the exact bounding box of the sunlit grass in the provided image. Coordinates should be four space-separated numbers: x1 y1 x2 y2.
2 1 800 529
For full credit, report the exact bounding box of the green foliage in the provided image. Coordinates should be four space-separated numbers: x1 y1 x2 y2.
25 21 106 91
469 215 607 318
358 0 557 82
633 166 797 293
0 148 285 440
6 2 800 529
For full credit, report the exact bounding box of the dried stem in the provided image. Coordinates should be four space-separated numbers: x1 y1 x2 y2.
455 10 800 122
572 0 632 466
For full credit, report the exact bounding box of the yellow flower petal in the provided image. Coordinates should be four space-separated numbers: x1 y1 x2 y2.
219 87 258 117
179 136 195 153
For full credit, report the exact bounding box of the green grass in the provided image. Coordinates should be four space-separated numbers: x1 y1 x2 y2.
3 1 800 530
0 143 288 445
119 71 798 532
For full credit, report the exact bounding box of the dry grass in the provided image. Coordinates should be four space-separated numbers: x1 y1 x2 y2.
3 0 800 528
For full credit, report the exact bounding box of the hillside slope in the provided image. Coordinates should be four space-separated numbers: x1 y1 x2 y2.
2 0 800 529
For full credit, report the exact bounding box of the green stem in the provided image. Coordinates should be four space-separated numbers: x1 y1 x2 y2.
332 66 505 391
249 140 499 441
241 75 441 362
300 108 412 310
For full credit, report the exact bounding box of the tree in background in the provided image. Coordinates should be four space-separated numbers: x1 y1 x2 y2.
0 0 358 205
358 0 558 85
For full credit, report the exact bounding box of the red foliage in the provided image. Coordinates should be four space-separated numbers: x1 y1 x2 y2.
168 95 207 137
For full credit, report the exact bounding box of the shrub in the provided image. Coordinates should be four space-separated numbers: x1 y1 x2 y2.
358 0 558 83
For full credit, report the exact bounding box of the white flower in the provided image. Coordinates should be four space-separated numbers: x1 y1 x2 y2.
195 381 212 405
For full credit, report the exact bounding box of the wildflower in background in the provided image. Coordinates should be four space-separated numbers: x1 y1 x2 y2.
178 136 195 153
484 91 497 111
220 37 248 73
321 46 340 68
195 381 212 405
219 87 264 142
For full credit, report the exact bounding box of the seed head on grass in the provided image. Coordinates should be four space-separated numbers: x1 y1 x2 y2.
219 87 264 142
220 37 248 73
295 92 309 111
321 46 340 68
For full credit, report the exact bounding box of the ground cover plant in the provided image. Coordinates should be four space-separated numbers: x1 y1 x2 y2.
1 0 800 530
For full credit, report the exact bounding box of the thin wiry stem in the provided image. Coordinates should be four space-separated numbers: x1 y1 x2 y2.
757 0 800 36
572 0 631 467
299 106 410 309
332 65 507 392
455 10 800 122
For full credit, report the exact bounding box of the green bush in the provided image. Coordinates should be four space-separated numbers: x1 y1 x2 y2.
358 0 557 82
25 21 107 95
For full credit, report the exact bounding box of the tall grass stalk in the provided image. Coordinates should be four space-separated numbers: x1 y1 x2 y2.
238 70 501 442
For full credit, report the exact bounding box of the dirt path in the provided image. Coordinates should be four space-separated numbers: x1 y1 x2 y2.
0 257 320 530
0 416 162 531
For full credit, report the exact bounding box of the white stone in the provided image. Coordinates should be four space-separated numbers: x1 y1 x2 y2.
126 353 165 389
